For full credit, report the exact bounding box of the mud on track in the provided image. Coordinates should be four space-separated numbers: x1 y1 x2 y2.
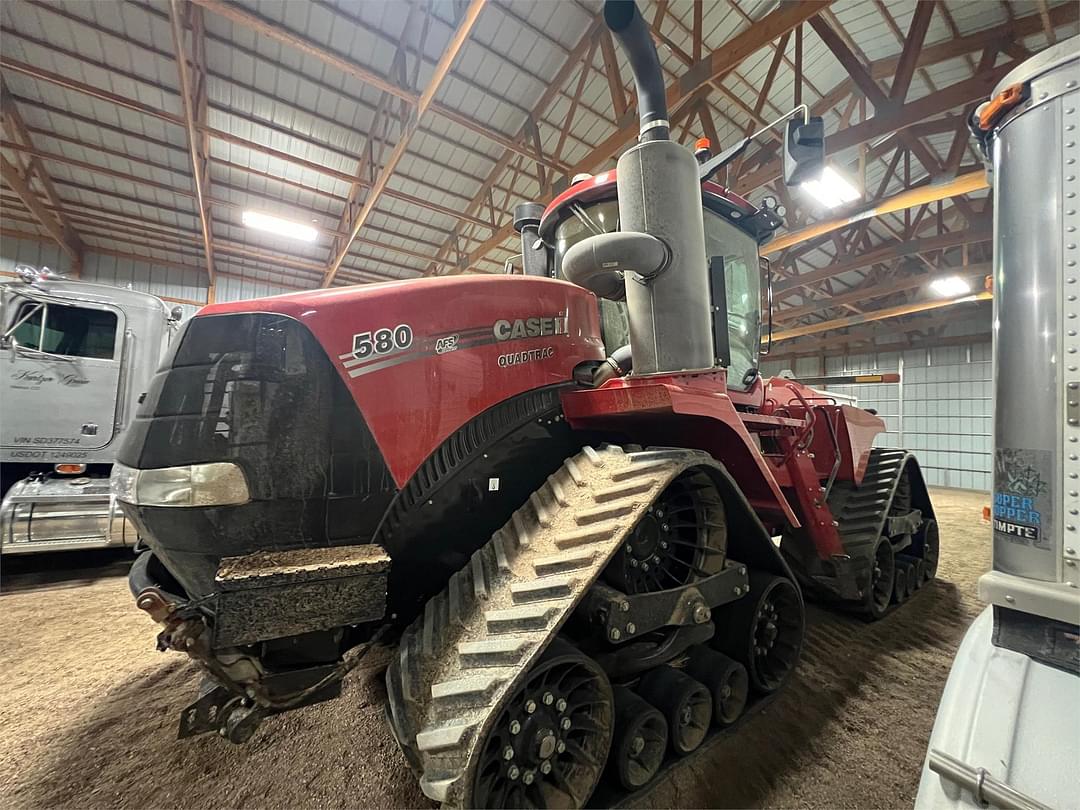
0 488 989 809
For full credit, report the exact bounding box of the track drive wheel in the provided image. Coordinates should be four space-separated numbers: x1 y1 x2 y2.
636 666 711 756
713 571 804 694
607 687 668 791
471 639 613 809
864 537 896 620
685 647 748 726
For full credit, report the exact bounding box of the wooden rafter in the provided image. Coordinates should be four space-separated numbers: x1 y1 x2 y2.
776 261 991 324
774 226 992 298
189 0 567 175
808 14 941 176
0 79 83 270
887 2 936 103
327 2 428 283
168 1 215 297
771 291 990 343
598 27 628 121
321 0 487 287
424 15 604 275
454 0 830 273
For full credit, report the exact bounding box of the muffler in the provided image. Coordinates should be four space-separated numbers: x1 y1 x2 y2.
565 0 714 375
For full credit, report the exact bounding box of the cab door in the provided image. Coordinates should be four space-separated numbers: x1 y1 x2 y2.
2 296 125 454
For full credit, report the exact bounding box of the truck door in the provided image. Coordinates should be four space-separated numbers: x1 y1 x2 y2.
2 297 125 453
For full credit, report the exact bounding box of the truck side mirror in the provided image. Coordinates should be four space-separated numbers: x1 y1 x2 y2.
783 116 825 186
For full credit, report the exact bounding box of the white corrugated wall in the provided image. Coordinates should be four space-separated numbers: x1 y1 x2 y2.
763 337 994 492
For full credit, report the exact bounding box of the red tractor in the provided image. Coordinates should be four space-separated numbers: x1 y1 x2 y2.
117 3 938 806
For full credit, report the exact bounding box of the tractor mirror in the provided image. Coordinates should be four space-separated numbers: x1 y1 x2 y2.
783 116 825 186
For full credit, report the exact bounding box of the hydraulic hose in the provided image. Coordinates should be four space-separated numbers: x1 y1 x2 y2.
603 1 669 141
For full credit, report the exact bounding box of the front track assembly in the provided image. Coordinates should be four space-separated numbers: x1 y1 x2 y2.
385 446 804 807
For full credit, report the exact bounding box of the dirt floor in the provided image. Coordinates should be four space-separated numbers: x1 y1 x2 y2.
0 488 990 810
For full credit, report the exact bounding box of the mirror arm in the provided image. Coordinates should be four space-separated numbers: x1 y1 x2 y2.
698 105 813 185
698 138 750 183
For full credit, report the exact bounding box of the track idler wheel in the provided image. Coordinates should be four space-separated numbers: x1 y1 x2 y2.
685 647 748 726
470 639 614 809
864 537 896 620
607 687 668 790
713 572 804 694
636 666 711 756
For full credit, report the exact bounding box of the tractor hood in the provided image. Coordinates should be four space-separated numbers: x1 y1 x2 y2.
121 274 604 490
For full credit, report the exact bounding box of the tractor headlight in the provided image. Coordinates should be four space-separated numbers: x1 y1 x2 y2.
111 462 250 508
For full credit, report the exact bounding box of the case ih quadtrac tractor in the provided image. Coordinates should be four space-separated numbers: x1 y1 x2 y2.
117 3 939 806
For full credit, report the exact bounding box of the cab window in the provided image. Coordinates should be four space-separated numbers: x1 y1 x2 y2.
11 302 119 359
703 211 761 390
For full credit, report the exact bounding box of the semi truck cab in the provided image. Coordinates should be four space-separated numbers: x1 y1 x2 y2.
0 267 182 555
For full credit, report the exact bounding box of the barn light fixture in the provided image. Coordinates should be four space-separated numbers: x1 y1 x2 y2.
800 166 860 209
242 210 318 242
929 276 972 298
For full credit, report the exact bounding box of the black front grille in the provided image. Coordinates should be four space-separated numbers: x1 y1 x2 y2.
118 313 396 598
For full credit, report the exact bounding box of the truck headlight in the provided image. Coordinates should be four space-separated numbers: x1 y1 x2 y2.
111 462 250 507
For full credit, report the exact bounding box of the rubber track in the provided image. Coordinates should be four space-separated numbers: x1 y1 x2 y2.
386 445 713 807
828 448 912 559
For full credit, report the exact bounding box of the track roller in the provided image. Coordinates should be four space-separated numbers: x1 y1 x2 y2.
685 647 748 726
864 537 896 620
607 687 668 790
914 558 926 584
713 571 804 694
900 556 921 593
920 519 939 581
636 665 711 756
893 560 912 603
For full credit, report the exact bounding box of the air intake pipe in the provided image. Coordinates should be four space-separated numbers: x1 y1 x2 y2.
512 203 549 277
566 0 714 375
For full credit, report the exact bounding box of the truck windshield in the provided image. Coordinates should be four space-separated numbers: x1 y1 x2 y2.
10 301 118 359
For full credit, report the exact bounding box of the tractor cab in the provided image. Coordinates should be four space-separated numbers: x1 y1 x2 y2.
528 169 785 393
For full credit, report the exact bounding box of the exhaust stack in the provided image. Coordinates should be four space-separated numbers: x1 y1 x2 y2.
604 0 669 141
604 0 713 374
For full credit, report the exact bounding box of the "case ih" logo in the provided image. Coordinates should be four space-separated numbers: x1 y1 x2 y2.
493 316 568 341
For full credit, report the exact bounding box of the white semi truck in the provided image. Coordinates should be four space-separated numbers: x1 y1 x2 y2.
1 265 183 555
916 36 1079 810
